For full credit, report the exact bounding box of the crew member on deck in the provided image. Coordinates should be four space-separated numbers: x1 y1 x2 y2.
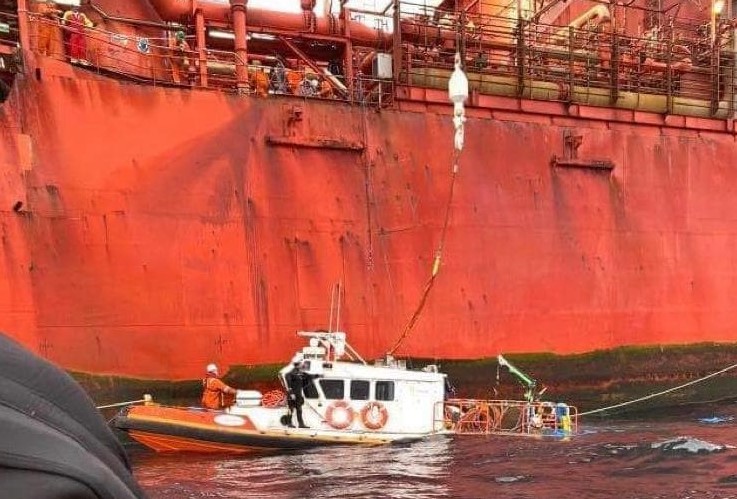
317 76 334 99
286 61 304 94
270 56 288 94
169 30 193 85
249 60 269 97
285 356 309 428
36 0 61 57
61 5 94 64
201 363 237 410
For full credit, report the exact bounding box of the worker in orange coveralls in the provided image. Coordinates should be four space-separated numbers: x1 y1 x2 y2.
286 60 304 95
62 5 94 64
317 76 334 99
249 60 269 97
36 0 61 57
169 30 192 85
201 363 237 410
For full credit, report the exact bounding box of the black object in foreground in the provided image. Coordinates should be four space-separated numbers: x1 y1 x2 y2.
0 332 147 499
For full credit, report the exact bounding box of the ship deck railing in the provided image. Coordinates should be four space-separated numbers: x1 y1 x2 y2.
24 15 394 109
19 5 737 119
397 0 733 117
439 398 578 437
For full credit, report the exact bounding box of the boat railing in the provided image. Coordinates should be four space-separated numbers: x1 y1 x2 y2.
439 398 578 437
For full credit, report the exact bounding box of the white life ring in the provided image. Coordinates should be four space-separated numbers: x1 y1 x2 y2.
361 401 389 430
325 400 355 430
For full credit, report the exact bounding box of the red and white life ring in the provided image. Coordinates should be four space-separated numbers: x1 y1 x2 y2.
325 400 355 429
360 401 389 430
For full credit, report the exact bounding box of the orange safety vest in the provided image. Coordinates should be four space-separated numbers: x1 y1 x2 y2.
201 377 233 410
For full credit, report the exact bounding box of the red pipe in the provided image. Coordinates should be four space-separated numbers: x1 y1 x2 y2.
195 8 208 87
230 0 249 88
16 0 31 56
147 0 391 45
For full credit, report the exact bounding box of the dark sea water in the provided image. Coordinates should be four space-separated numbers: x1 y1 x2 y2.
131 404 737 499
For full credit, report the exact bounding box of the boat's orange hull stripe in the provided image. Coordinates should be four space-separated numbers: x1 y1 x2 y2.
128 430 263 453
122 405 393 449
126 405 257 430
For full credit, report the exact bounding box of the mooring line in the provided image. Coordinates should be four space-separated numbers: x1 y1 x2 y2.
96 394 152 410
579 363 737 417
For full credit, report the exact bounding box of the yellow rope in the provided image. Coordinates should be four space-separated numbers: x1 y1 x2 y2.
579 363 737 417
387 150 461 356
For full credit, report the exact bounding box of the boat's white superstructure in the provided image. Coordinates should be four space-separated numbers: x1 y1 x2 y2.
228 331 448 440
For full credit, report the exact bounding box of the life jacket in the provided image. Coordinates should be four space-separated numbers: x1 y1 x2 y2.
201 376 234 409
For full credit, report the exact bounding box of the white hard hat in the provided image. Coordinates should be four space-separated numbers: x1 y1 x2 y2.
206 363 218 373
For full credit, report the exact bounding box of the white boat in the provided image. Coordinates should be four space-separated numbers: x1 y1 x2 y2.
114 331 450 452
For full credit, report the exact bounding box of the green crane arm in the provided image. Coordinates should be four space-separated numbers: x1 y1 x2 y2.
497 354 538 402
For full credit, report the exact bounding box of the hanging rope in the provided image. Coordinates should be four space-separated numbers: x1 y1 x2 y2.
579 362 737 417
387 149 462 356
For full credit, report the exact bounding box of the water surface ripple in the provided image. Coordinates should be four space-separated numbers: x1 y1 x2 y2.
132 404 737 498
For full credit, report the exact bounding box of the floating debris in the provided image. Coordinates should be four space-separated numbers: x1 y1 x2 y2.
697 416 734 424
494 475 530 483
651 437 724 454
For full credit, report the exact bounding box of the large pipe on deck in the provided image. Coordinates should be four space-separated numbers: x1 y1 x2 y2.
554 4 610 40
147 0 391 45
230 0 249 89
195 8 208 86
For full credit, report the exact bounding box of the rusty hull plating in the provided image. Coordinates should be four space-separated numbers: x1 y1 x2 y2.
1 0 737 383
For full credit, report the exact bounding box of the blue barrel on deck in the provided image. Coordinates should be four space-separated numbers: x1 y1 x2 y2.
555 403 569 420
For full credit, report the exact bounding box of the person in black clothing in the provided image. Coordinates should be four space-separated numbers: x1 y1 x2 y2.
285 360 309 428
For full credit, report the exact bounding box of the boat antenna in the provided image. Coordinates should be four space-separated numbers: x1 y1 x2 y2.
328 281 343 333
387 52 468 356
336 280 342 332
328 283 336 333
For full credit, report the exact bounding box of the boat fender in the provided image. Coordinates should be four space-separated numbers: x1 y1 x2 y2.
325 400 355 429
360 401 389 430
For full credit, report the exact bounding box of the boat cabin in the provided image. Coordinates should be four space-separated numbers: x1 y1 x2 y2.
228 331 448 436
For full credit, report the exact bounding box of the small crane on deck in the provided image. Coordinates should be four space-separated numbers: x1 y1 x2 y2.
497 354 547 403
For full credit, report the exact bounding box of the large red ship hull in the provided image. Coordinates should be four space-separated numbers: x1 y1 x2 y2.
2 56 737 385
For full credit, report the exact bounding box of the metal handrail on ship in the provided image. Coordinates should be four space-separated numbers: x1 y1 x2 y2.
24 14 394 108
19 4 736 118
397 0 734 118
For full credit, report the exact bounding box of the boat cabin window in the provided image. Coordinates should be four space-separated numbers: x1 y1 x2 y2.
320 379 345 400
303 378 319 399
375 381 395 401
350 380 370 400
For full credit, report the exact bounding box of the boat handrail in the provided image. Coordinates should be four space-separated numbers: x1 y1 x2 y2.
439 398 578 436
